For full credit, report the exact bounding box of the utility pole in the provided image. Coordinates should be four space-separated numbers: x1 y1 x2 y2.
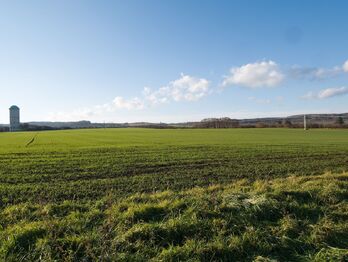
304 115 307 130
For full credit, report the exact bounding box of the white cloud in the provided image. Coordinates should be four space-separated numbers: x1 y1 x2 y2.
45 58 348 122
48 74 210 121
113 96 144 110
302 87 348 99
290 59 348 80
289 66 342 80
144 74 210 105
223 61 284 88
315 67 342 78
143 87 169 105
318 87 348 99
343 60 348 72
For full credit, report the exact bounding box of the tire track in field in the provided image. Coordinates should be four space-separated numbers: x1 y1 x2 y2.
26 133 38 147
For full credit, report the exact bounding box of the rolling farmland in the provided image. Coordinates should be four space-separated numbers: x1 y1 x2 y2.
0 128 347 261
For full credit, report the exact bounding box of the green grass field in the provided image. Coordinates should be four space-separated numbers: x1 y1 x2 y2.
0 128 347 261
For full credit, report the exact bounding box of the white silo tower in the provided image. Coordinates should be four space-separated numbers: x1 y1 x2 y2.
9 105 20 132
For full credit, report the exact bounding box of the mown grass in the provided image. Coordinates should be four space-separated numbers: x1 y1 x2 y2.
0 128 347 261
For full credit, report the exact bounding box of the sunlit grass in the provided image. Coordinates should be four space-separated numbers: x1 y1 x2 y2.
1 173 347 261
0 128 347 260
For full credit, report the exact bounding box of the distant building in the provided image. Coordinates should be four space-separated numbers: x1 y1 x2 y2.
9 105 20 132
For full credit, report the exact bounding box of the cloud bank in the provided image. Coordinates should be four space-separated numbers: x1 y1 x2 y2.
49 58 348 121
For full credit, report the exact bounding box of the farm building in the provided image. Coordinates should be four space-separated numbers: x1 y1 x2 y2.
9 105 20 132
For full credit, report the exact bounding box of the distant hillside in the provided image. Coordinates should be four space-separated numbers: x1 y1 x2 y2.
1 112 347 131
194 113 348 128
28 121 93 129
287 113 348 124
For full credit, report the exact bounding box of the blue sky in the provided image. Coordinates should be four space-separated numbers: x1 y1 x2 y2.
1 0 348 123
